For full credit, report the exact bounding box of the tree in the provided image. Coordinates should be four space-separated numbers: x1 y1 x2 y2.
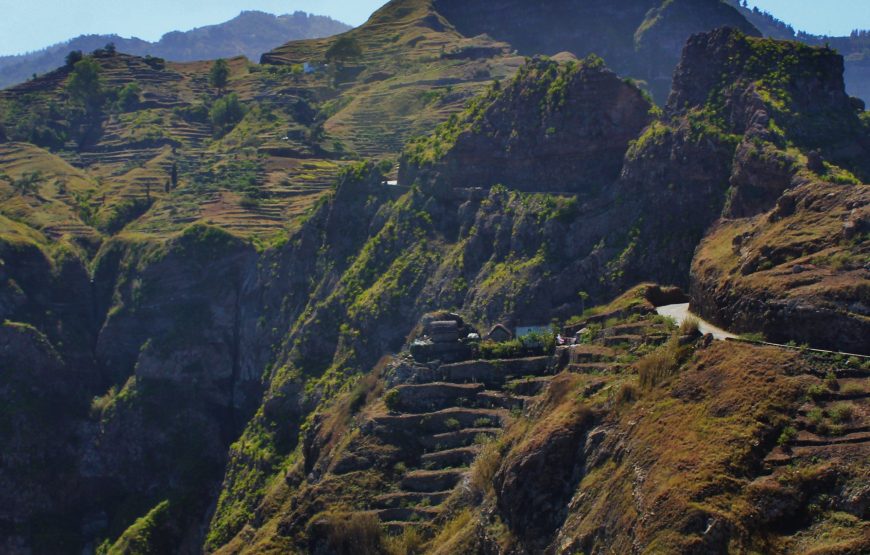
210 93 246 136
209 59 230 94
105 42 116 55
170 162 178 189
115 82 141 111
66 57 104 111
65 50 83 68
325 36 362 67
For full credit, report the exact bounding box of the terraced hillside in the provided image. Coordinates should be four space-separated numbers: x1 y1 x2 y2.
224 288 869 553
0 2 868 554
0 0 770 246
0 10 351 90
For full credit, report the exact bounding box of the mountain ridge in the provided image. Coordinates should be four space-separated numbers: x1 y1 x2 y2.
0 10 351 90
0 0 867 552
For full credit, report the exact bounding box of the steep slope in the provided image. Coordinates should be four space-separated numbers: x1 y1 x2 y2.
401 55 654 195
0 11 350 89
724 0 870 103
0 3 867 554
203 32 869 553
0 0 763 248
431 0 758 101
674 29 870 353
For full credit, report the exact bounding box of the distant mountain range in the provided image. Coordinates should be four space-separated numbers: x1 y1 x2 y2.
0 10 351 89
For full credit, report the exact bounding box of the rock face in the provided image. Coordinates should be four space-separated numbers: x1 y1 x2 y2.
0 8 869 554
675 29 870 353
691 180 870 354
669 27 870 181
402 57 653 197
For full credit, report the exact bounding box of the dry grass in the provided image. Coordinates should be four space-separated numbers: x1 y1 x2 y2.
636 336 683 389
614 380 640 405
426 510 476 555
679 316 700 336
468 438 502 498
317 512 383 555
383 526 425 555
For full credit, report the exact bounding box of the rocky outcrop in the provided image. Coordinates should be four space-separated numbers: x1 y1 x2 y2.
669 27 870 180
402 56 653 197
691 178 870 354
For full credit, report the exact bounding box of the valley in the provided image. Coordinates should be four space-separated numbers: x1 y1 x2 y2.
0 0 867 553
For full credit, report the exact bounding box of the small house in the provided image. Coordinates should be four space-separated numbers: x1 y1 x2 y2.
487 324 513 342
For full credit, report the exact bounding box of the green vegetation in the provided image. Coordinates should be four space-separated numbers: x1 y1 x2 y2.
325 36 363 66
209 59 230 93
777 425 798 446
66 57 104 111
210 93 246 137
475 330 556 360
99 501 177 555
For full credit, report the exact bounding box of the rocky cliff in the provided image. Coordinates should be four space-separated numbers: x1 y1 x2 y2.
0 2 867 553
401 56 654 196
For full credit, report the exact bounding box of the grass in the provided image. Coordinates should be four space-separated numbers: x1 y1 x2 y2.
636 336 685 389
828 403 855 424
468 438 502 499
679 316 700 336
101 500 176 555
778 425 798 446
313 512 382 555
614 380 640 406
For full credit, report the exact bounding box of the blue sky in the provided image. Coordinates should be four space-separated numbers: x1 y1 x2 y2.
0 0 869 57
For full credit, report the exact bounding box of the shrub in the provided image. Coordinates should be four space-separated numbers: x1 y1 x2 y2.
383 526 425 555
614 381 640 405
210 93 246 136
806 383 827 400
65 50 83 68
679 316 700 336
326 36 363 66
209 58 230 92
777 426 798 446
66 57 104 110
315 512 382 555
829 403 854 424
476 330 556 359
444 418 460 430
807 407 827 434
636 336 683 389
115 83 141 111
384 389 400 411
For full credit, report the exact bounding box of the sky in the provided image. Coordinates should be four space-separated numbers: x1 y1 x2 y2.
0 0 869 57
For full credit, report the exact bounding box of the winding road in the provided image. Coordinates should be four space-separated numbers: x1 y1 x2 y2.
655 303 737 341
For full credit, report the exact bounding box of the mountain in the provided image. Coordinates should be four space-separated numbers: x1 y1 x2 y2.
724 0 870 102
0 0 868 553
0 10 351 90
